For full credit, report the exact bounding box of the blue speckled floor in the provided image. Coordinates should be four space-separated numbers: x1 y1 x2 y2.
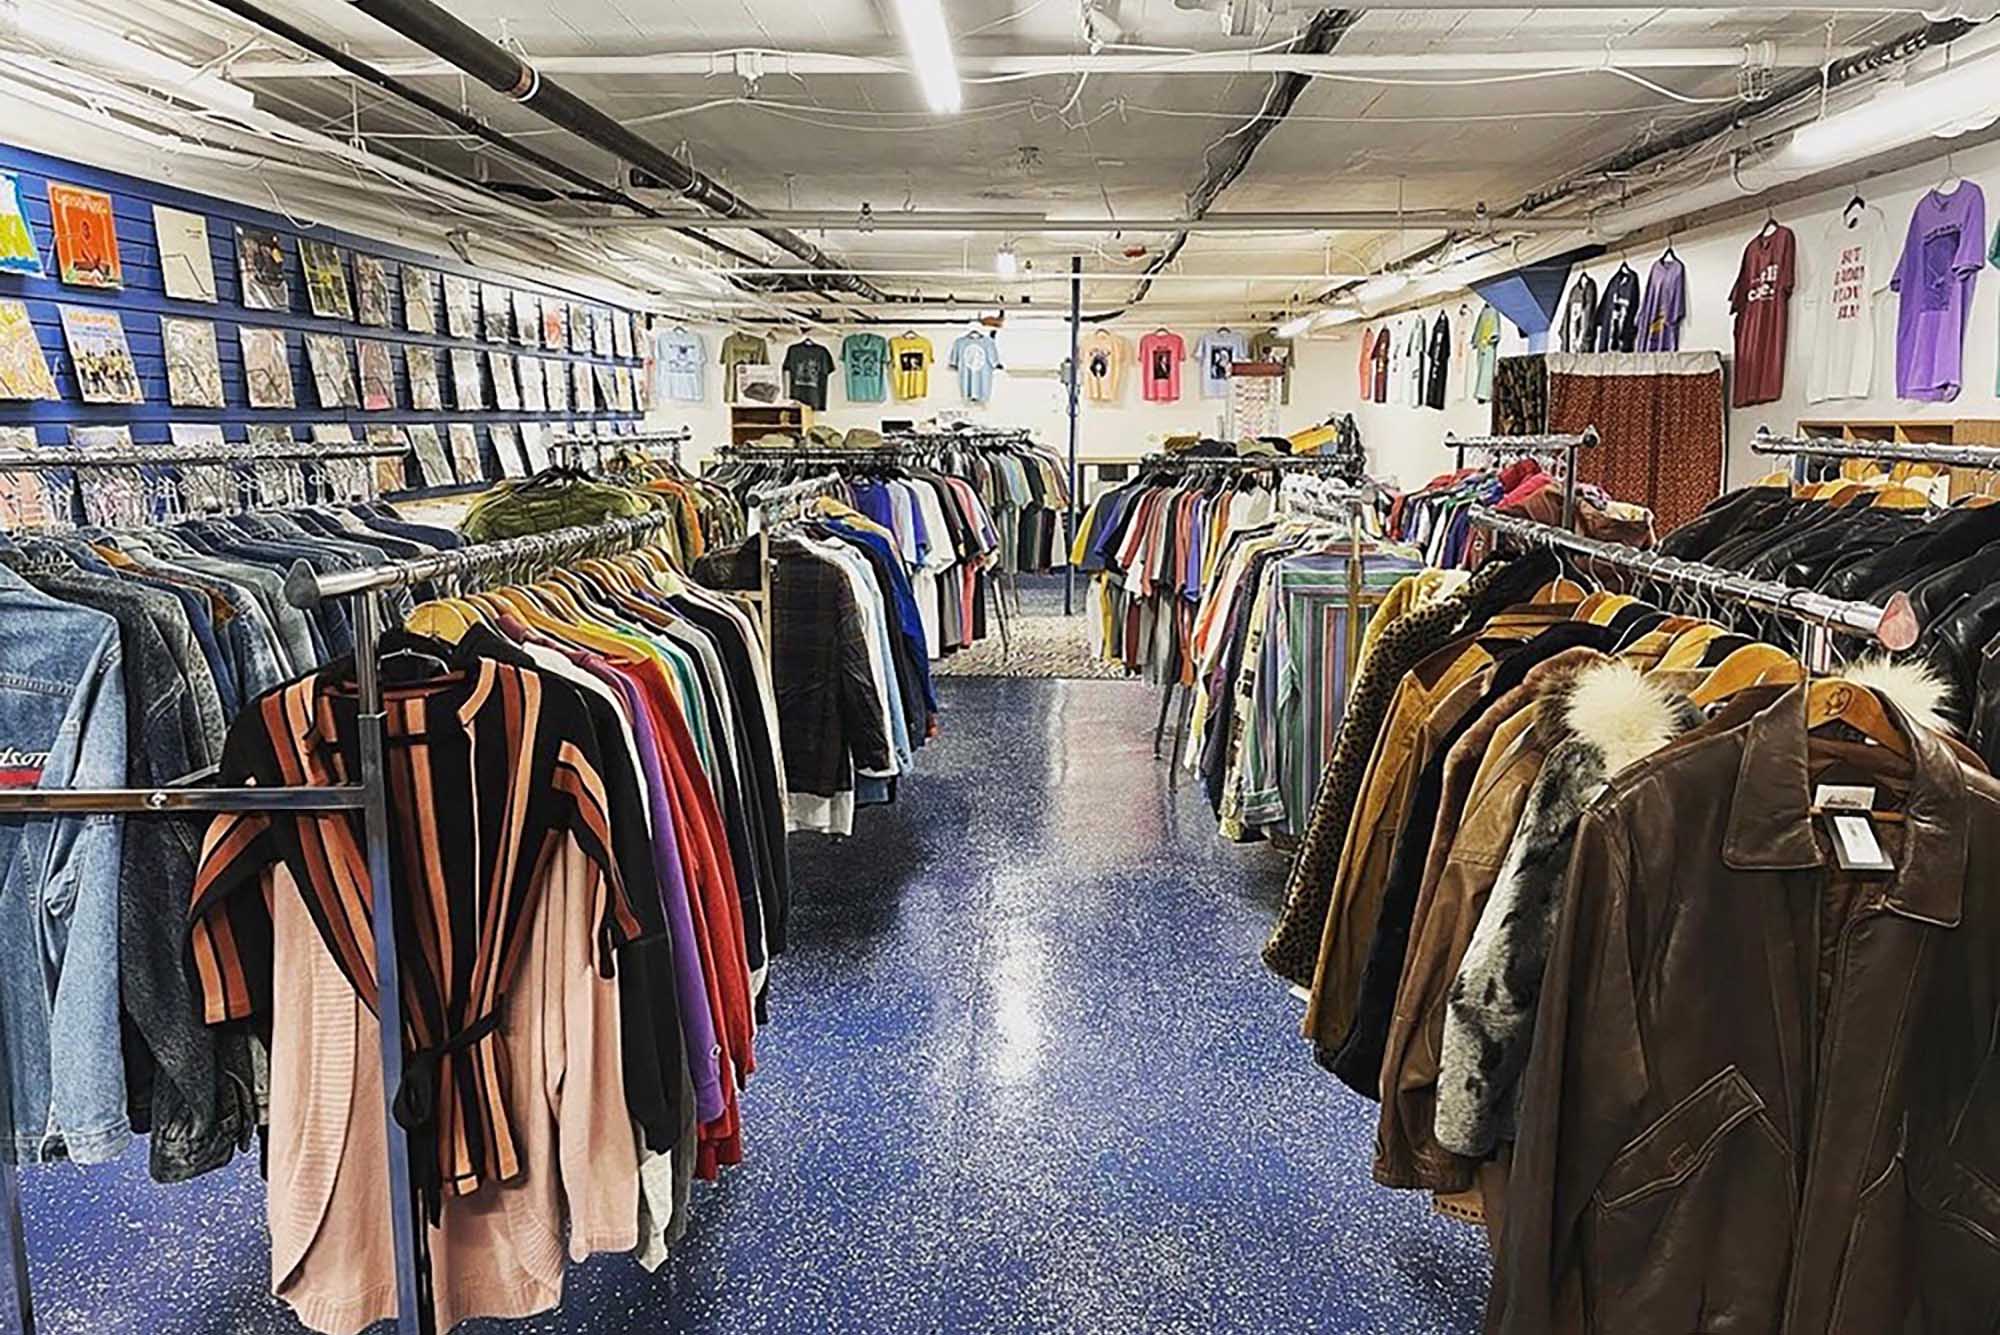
19 677 1487 1334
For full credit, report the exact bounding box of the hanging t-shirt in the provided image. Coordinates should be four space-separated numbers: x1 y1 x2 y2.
1453 304 1474 403
1139 330 1185 402
1250 331 1294 404
1424 310 1451 410
1356 327 1374 401
948 330 1002 402
1636 254 1686 352
1472 304 1501 403
1405 319 1427 405
1807 208 1890 403
1728 223 1796 407
1083 330 1127 401
1891 182 1986 402
841 332 890 402
782 338 836 410
650 325 704 403
889 333 933 400
719 331 769 404
1195 328 1248 399
1370 326 1391 403
1595 264 1641 352
1559 274 1598 353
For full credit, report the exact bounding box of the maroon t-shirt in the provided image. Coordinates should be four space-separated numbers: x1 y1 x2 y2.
1728 223 1796 407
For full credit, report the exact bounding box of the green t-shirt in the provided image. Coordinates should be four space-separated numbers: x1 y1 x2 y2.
841 333 890 403
720 331 769 403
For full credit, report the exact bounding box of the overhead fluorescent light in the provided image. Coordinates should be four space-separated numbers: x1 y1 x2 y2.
1356 270 1411 305
1788 51 2000 165
1322 308 1365 325
995 243 1019 277
892 0 963 114
1275 311 1317 339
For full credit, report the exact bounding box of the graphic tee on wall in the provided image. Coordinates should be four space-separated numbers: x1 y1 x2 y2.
1637 254 1686 352
841 332 889 402
783 338 836 410
1083 330 1126 402
1891 181 1986 403
1727 222 1796 408
890 333 933 400
1807 206 1891 403
1138 330 1185 402
1194 328 1248 399
652 325 706 403
948 330 1001 403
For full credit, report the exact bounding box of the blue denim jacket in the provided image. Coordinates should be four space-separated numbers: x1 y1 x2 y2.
0 565 130 1165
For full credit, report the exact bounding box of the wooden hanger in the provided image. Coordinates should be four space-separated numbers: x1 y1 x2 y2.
1869 484 1931 510
1571 588 1617 620
1689 643 1803 707
1656 622 1726 670
1587 593 1639 625
1532 575 1587 604
1806 679 1907 755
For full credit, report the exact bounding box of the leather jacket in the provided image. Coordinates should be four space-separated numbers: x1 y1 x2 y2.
1492 685 2000 1334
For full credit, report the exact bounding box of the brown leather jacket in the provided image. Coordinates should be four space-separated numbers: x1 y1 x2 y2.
1492 685 2000 1333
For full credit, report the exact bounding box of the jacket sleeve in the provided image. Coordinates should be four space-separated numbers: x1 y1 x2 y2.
834 582 893 777
1491 804 1649 1335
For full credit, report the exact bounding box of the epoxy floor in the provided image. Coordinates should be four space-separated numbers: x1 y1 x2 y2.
20 677 1488 1334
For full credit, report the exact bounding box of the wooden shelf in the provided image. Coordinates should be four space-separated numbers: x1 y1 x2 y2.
1795 416 2000 500
729 402 810 447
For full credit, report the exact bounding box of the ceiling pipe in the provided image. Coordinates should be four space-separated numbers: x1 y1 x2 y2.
225 43 1852 80
337 0 891 303
586 209 1576 234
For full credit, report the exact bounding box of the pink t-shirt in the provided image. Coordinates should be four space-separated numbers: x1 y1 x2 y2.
1139 331 1185 402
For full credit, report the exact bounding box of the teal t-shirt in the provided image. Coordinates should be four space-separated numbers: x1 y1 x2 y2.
842 333 890 402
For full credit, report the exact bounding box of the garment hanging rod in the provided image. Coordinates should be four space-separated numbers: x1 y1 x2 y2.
1445 427 1600 452
0 444 409 468
1750 427 2000 471
1468 507 1920 650
0 785 367 815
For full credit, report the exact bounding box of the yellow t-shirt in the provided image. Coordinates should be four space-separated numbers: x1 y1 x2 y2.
890 334 933 400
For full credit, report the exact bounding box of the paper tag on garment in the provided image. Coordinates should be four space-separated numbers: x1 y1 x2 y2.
1813 783 1877 813
1829 814 1895 872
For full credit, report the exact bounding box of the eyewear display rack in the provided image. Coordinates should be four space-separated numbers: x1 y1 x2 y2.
1444 426 1599 530
1468 506 1920 652
0 474 670 1335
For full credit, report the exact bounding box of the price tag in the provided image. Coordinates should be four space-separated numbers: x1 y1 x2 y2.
1813 783 1877 813
1829 813 1894 872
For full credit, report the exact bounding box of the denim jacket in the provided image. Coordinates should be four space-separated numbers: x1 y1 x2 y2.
0 565 130 1165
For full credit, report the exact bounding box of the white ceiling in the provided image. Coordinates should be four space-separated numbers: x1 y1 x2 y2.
90 0 1921 320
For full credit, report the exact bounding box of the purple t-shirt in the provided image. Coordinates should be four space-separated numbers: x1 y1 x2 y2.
1891 182 1986 402
1637 254 1686 351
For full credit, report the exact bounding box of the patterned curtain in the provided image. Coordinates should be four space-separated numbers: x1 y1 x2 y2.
1545 351 1725 534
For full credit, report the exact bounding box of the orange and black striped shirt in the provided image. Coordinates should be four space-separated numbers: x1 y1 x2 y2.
188 655 644 1208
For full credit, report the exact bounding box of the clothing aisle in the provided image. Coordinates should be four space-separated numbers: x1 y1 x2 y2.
16 675 1488 1335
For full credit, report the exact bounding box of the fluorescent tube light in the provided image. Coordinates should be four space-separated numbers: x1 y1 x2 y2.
1275 311 1317 339
1788 52 2000 165
893 0 963 114
1356 270 1411 305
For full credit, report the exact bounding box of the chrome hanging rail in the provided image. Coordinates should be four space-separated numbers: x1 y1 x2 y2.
1750 426 2000 472
1468 506 1919 650
1445 425 1599 531
0 443 409 468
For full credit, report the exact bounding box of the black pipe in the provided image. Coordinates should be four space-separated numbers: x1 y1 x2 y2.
341 0 890 303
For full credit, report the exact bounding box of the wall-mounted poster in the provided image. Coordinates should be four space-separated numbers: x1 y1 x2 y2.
304 332 357 408
354 253 391 327
488 422 527 478
479 283 509 343
299 240 353 320
248 424 296 450
235 225 289 310
0 300 57 399
239 327 294 407
0 175 42 277
152 205 216 301
541 301 565 350
442 273 476 339
406 345 442 411
629 313 645 361
407 424 454 487
572 358 596 412
519 420 551 473
402 265 436 335
47 183 120 288
512 289 539 346
612 311 633 360
592 362 617 411
450 347 483 410
544 357 568 412
613 364 635 413
58 306 141 403
357 339 394 410
364 425 410 494
568 302 590 353
487 350 520 411
447 422 482 481
161 316 225 408
518 352 547 412
592 308 614 357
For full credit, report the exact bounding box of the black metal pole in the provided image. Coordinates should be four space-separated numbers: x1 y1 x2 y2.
1065 255 1082 616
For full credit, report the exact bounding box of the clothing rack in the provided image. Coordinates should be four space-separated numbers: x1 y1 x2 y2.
1749 427 2000 472
0 503 672 1335
1444 426 1599 530
0 442 408 468
549 428 691 473
1467 506 1920 651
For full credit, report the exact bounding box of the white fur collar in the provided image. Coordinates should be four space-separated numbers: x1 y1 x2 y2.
1837 657 1955 738
1562 661 1697 773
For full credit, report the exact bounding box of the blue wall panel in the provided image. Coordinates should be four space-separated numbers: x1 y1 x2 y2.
0 142 645 492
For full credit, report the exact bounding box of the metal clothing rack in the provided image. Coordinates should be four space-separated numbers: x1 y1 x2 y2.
0 442 410 469
1445 426 1599 530
1750 427 2000 472
1468 506 1919 651
548 427 691 474
0 505 670 1335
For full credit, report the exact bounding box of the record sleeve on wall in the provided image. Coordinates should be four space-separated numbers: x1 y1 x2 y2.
613 365 635 412
354 253 391 327
59 306 141 403
403 265 436 334
592 308 614 357
47 183 120 288
406 344 442 411
239 326 294 407
489 422 526 478
364 424 410 494
407 423 453 487
443 273 476 339
153 205 216 302
541 301 565 350
247 424 295 450
488 350 520 411
0 299 57 399
593 361 617 409
572 358 596 412
612 312 633 360
235 225 289 310
568 302 590 353
447 422 482 480
479 283 509 343
304 332 357 408
0 175 42 277
544 357 568 412
512 289 539 346
357 339 394 410
518 352 547 412
450 347 483 410
518 420 551 473
299 240 353 320
161 315 225 408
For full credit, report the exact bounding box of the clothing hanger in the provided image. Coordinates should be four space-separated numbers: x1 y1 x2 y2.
1843 188 1867 225
1806 679 1908 756
1689 643 1804 707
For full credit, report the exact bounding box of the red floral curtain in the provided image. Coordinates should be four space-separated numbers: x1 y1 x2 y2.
1546 351 1725 534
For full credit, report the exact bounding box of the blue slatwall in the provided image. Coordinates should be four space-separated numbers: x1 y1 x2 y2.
0 143 644 493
